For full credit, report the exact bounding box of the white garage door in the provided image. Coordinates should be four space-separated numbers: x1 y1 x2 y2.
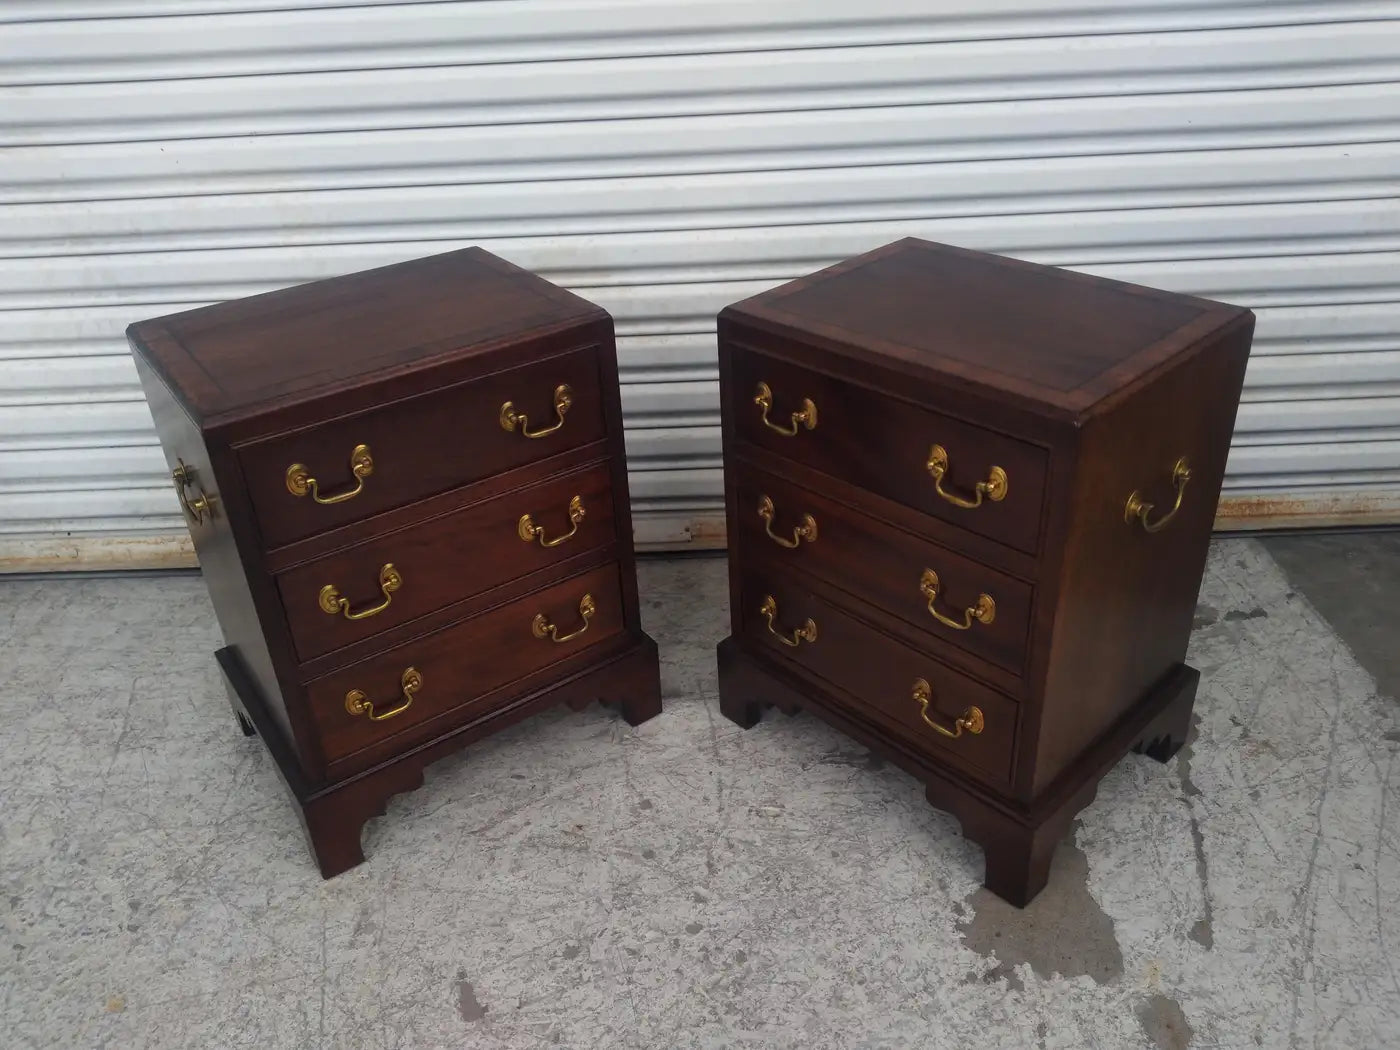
2 0 1398 571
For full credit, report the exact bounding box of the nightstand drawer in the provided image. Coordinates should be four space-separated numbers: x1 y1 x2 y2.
737 566 1018 788
729 346 1047 554
276 460 616 663
238 347 606 547
306 562 625 770
731 464 1033 678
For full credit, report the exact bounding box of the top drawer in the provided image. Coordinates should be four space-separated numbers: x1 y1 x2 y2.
237 348 605 547
727 346 1048 554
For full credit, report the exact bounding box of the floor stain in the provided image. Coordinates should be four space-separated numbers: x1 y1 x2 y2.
1137 994 1194 1049
455 979 486 1023
1384 731 1400 744
1177 717 1214 949
560 943 581 960
819 748 886 772
1223 607 1267 622
958 826 1124 985
1192 604 1219 628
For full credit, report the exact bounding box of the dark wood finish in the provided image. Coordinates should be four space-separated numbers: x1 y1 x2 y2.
130 247 660 877
731 461 1034 678
222 633 661 878
728 346 1049 554
715 238 1252 906
276 460 615 662
310 563 626 771
238 347 606 548
734 562 1020 788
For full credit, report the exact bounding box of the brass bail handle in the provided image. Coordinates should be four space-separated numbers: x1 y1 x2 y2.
344 666 422 722
172 459 215 525
911 678 984 739
319 563 402 621
1125 457 1192 533
754 382 817 437
532 592 596 643
501 384 573 439
758 595 818 647
286 444 374 505
518 495 586 548
757 495 818 549
919 569 995 631
926 444 1008 509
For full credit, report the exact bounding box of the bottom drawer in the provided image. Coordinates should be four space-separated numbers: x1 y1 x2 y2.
307 562 625 769
737 566 1018 787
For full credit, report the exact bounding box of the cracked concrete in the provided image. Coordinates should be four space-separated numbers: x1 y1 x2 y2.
2 537 1399 1048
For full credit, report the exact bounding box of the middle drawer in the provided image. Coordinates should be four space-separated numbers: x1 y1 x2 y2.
731 463 1033 678
277 461 615 663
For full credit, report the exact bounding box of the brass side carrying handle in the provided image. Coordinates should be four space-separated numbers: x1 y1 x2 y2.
926 444 1008 509
757 495 818 549
919 568 995 631
1125 457 1192 533
319 563 402 621
345 666 422 723
501 384 572 439
912 678 984 739
518 495 585 548
754 381 817 437
172 459 215 525
286 443 374 505
758 595 818 647
532 592 596 643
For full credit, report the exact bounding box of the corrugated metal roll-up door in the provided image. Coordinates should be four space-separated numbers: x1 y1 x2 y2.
2 1 1398 570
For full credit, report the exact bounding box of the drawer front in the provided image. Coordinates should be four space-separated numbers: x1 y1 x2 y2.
277 461 616 663
239 347 605 547
732 465 1033 677
306 562 625 767
728 347 1048 554
737 565 1017 787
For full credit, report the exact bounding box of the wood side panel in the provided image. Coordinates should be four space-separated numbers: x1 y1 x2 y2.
1033 315 1254 793
130 351 305 759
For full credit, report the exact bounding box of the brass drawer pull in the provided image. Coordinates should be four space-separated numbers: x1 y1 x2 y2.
754 381 817 437
1125 457 1192 533
532 592 596 643
758 595 818 647
518 495 585 548
926 444 1007 509
319 563 401 621
757 495 817 549
501 384 572 439
919 568 995 631
286 443 373 505
172 459 215 525
345 666 422 723
912 678 984 739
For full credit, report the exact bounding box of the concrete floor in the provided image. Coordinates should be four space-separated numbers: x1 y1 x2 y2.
2 536 1398 1049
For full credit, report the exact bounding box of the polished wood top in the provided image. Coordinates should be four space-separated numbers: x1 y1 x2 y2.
128 247 602 422
722 237 1250 418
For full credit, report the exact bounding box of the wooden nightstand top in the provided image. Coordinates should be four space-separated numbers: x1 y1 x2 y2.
722 237 1251 419
127 247 603 423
